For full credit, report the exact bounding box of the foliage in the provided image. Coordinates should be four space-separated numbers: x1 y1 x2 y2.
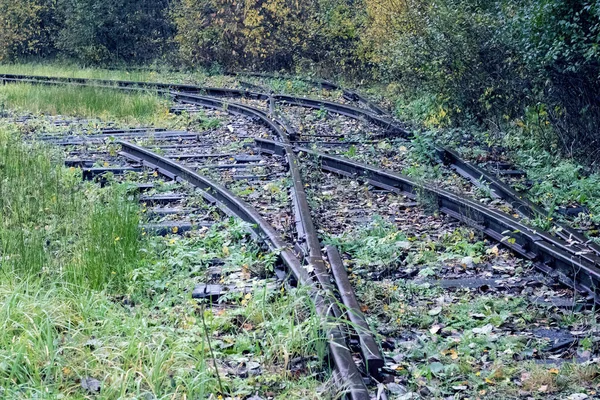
326 216 411 270
56 0 174 63
170 0 364 72
0 126 140 291
0 0 60 61
0 83 171 124
3 0 600 163
519 0 600 162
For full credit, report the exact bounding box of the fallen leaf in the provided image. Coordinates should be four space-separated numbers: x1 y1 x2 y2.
428 307 442 316
473 324 494 335
242 323 254 331
567 394 588 400
487 246 499 256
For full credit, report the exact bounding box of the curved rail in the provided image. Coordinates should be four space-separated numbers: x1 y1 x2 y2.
118 141 369 399
3 73 598 268
6 72 600 392
0 74 406 136
228 71 388 115
254 137 600 303
170 90 385 379
438 147 600 257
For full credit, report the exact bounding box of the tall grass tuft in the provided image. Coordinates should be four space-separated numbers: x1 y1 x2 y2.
0 62 210 85
0 126 140 291
0 83 169 124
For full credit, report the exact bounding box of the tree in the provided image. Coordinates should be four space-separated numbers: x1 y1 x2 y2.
57 0 173 64
171 0 363 72
0 0 60 62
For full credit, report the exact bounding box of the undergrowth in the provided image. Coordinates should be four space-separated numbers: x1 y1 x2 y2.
0 83 170 124
0 122 329 398
0 126 139 291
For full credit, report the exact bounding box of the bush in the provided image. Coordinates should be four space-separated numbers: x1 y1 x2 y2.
519 0 600 164
57 0 174 64
362 1 528 126
170 0 364 73
0 0 60 62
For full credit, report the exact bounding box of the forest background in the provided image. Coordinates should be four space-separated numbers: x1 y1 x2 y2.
2 0 600 165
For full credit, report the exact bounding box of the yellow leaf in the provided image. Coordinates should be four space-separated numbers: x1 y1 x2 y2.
487 245 499 256
441 349 458 359
222 245 230 256
549 368 559 374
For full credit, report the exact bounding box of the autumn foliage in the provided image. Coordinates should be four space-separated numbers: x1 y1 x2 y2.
2 0 600 163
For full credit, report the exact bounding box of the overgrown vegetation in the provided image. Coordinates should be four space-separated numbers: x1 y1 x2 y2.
0 124 328 397
0 83 171 124
0 126 139 290
331 219 600 398
2 0 600 164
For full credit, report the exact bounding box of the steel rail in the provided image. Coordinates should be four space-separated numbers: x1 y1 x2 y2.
4 73 597 260
327 245 385 375
8 72 599 389
437 147 600 257
0 74 405 135
272 94 406 136
117 141 369 399
254 138 600 303
171 92 389 385
171 92 344 311
228 70 388 115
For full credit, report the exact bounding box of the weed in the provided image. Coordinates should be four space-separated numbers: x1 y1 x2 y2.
344 145 357 158
315 107 328 120
0 126 139 290
326 216 411 273
0 83 170 124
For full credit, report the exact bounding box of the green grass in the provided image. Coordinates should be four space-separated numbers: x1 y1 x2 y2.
0 122 329 398
0 62 238 88
0 83 171 124
0 126 140 290
0 62 188 83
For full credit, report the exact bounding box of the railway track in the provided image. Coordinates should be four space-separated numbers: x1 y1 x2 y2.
3 73 600 399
